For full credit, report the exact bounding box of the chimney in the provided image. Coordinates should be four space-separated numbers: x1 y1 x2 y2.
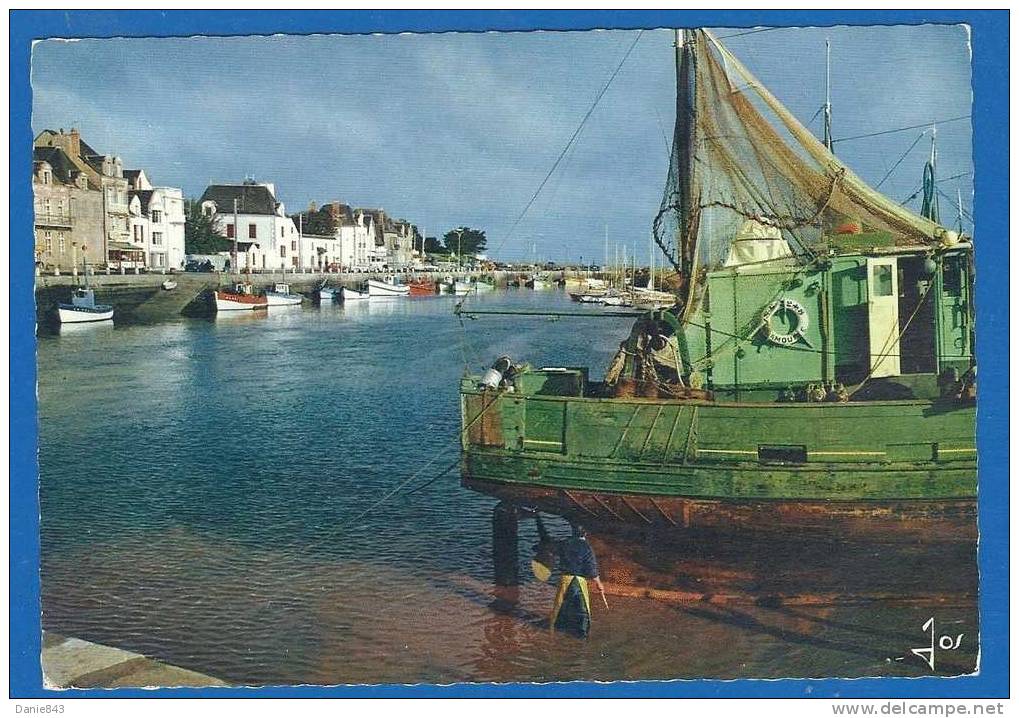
69 128 81 158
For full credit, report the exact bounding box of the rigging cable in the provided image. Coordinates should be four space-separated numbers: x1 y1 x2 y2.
479 29 645 273
875 130 929 189
300 392 503 551
833 115 970 144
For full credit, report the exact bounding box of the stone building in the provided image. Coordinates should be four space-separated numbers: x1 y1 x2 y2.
33 128 184 271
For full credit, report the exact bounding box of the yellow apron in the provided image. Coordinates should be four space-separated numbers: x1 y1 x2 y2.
549 574 591 634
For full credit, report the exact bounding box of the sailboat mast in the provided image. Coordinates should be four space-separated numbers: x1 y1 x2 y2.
823 39 833 153
603 225 608 277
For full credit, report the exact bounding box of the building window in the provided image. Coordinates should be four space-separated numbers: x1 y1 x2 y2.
151 210 162 224
153 232 163 246
280 226 284 238
280 246 286 259
249 224 257 239
226 223 235 239
44 199 51 215
44 232 52 252
58 236 65 254
291 240 296 251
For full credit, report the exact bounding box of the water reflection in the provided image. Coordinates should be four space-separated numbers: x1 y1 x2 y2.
36 289 978 685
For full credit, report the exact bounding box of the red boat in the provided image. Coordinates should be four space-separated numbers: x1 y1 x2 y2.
408 279 436 296
214 282 269 311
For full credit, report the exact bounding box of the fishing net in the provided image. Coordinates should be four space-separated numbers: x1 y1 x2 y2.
654 29 947 315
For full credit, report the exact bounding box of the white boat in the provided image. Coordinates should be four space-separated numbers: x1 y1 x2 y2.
317 285 337 303
214 282 268 311
161 279 178 291
57 288 114 324
264 282 303 306
367 277 410 297
340 286 370 302
526 274 553 290
453 280 475 296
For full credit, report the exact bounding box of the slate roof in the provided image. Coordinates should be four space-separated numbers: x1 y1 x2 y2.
33 146 84 186
200 183 279 216
130 189 154 213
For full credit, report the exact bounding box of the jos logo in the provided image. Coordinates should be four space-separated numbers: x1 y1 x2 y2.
911 617 964 671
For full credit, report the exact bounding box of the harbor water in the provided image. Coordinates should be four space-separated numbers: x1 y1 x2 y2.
37 289 978 685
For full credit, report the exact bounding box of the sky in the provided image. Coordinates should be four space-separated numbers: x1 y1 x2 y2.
31 24 972 263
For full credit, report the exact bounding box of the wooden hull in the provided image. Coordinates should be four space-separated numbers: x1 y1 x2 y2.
460 385 977 543
408 282 436 296
463 477 976 544
214 291 268 311
57 305 113 323
317 288 337 302
264 292 303 306
340 287 370 301
367 280 409 297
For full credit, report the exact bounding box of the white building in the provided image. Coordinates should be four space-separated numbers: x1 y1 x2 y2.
127 170 186 270
199 181 299 272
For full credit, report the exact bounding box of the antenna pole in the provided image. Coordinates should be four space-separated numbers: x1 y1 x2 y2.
823 39 833 153
956 187 964 234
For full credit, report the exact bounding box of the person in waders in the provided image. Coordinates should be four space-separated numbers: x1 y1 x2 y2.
547 523 608 639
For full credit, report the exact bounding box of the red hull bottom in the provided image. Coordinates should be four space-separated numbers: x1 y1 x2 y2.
462 477 977 545
467 479 978 602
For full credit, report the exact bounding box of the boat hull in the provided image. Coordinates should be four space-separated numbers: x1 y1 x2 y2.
408 282 436 296
340 287 370 301
57 305 114 323
460 387 977 543
367 279 410 297
214 291 268 311
462 476 976 544
264 292 303 306
317 288 337 302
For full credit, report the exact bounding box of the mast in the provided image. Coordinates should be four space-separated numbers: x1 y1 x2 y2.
674 28 697 276
232 198 239 280
956 188 964 235
823 39 833 153
603 225 608 277
648 230 654 290
921 124 940 223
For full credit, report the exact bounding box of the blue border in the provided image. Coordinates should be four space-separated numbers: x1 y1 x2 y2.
10 9 1008 698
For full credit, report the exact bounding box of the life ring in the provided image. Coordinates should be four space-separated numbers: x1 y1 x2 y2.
761 298 809 346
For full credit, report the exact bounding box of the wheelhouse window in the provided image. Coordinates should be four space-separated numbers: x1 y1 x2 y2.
872 264 894 297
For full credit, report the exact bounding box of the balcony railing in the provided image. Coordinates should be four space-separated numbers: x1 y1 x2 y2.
34 213 73 228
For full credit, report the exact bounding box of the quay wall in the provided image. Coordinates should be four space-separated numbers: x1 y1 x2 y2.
33 269 545 325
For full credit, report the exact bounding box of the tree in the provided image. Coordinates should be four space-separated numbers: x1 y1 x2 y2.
442 227 487 257
292 207 337 237
423 236 447 254
184 199 233 254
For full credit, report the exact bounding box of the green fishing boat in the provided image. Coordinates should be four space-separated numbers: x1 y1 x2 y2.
458 29 975 544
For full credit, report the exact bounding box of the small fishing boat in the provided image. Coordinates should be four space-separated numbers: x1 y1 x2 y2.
161 279 178 291
526 274 553 290
367 277 410 297
317 284 338 303
264 282 303 306
214 282 268 311
57 288 114 324
340 285 370 302
408 279 437 296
